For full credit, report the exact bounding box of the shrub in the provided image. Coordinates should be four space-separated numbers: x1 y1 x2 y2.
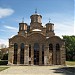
0 60 8 65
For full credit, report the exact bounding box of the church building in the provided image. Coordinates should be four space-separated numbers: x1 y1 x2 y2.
8 11 65 65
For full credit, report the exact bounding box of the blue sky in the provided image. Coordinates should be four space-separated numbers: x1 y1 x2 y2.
0 0 74 47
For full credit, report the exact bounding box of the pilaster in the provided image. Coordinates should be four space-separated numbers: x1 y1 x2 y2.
8 46 14 65
44 46 48 65
17 48 20 64
31 44 34 65
24 45 29 65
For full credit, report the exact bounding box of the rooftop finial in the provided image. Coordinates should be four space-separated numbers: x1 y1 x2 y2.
22 17 24 23
49 18 51 23
35 8 37 14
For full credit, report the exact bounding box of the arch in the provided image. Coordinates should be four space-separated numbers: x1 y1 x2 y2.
56 43 60 65
49 43 53 64
27 33 46 44
34 43 39 65
13 43 18 64
20 43 24 64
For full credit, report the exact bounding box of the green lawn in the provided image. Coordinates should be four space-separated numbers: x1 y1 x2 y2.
66 61 75 66
0 67 9 72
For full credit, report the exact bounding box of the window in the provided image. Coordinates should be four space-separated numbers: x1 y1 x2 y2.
20 43 24 64
42 45 44 64
56 44 60 51
49 44 53 52
29 44 31 57
13 43 18 64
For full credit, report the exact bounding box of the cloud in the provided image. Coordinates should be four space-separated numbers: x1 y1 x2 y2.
54 23 74 36
0 7 14 18
4 25 18 31
0 39 8 47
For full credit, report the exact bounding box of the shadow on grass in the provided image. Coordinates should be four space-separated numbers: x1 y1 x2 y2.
0 67 9 72
50 67 75 75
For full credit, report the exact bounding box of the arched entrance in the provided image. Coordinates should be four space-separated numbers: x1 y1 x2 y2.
34 43 39 65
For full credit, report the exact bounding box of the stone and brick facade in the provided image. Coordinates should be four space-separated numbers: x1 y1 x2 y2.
8 12 66 65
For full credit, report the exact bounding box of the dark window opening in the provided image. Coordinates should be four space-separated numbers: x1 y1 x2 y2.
42 45 44 65
13 43 18 64
29 44 31 57
20 43 24 64
34 43 39 65
49 44 53 52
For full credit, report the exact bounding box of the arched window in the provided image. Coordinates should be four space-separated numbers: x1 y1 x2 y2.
56 43 60 65
20 43 24 64
13 43 18 64
49 43 53 64
56 44 60 51
49 44 53 52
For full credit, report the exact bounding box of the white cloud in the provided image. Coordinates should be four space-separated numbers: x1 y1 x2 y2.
54 23 74 37
0 39 8 47
0 7 14 18
4 25 18 31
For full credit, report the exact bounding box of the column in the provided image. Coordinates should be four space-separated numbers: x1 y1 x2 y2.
44 46 49 65
24 45 29 65
60 45 66 65
17 46 20 65
8 46 14 65
31 44 34 65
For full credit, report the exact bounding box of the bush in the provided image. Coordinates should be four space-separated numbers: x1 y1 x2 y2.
0 60 8 65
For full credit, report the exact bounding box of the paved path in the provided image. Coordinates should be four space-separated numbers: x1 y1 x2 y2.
0 66 74 75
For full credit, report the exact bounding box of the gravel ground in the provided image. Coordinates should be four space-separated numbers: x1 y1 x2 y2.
0 66 75 75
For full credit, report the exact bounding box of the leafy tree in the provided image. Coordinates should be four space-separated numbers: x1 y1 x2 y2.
63 35 75 61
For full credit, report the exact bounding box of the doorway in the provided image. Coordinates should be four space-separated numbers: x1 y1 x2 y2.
34 43 39 65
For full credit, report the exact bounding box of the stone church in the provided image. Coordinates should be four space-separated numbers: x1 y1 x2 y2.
8 11 65 65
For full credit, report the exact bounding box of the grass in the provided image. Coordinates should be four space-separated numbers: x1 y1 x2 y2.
66 61 75 66
0 67 9 72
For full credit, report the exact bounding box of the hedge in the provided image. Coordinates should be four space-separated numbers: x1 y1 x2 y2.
0 60 8 65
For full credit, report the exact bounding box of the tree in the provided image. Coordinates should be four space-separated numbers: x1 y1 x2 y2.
63 35 75 61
